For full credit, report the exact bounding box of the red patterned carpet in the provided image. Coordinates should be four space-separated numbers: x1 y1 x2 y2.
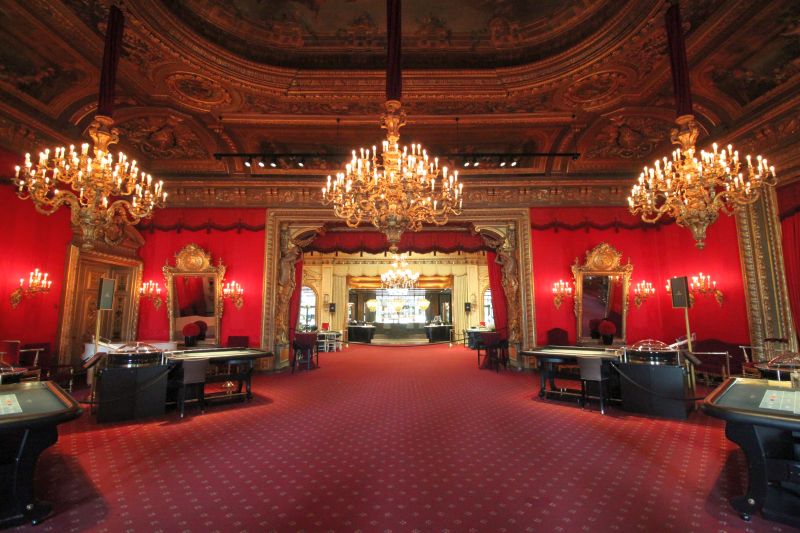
14 344 799 532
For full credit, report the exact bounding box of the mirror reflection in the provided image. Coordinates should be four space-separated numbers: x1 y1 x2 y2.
173 274 217 340
581 275 623 339
163 244 225 345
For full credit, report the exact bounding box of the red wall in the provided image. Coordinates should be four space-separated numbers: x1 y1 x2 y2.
136 208 267 346
531 207 750 346
0 184 72 347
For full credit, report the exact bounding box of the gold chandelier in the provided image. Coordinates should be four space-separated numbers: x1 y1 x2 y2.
628 4 776 249
628 116 775 249
14 116 166 250
380 253 420 289
322 100 462 248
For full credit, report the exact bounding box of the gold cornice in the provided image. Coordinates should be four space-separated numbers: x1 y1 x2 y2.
160 182 633 209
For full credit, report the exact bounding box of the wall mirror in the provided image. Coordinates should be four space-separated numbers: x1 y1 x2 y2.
163 244 225 344
572 243 632 344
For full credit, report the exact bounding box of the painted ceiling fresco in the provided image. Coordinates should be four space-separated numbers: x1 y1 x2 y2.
0 0 798 195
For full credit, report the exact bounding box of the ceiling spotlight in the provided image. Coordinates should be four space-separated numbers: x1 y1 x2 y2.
244 157 252 168
463 160 471 167
270 158 278 168
257 157 265 168
500 160 506 167
511 159 518 167
297 158 305 168
473 158 480 168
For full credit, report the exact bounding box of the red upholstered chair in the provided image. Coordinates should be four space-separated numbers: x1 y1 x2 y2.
479 332 502 372
292 332 319 373
546 328 569 346
321 323 330 331
0 340 21 366
0 340 41 381
227 336 250 348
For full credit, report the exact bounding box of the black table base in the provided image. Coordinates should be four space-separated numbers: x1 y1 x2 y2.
724 421 800 527
0 426 57 528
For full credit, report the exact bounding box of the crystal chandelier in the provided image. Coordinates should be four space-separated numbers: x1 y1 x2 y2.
321 0 461 250
628 116 775 249
380 253 420 289
12 6 166 251
627 4 776 249
322 100 462 248
14 117 166 250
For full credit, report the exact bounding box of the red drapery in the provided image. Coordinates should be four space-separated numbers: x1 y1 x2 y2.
288 259 304 343
780 215 800 341
486 251 509 341
306 230 484 254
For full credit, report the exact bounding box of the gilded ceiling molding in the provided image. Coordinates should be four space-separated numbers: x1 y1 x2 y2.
159 183 634 209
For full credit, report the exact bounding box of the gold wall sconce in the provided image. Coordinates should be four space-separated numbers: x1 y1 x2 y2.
10 268 52 308
689 272 724 306
223 281 244 310
139 280 163 309
633 281 656 308
552 280 573 309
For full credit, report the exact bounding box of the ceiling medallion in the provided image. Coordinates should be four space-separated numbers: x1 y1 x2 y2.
165 72 232 111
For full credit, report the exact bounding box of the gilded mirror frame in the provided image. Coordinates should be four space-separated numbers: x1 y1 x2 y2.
163 244 226 343
572 243 632 344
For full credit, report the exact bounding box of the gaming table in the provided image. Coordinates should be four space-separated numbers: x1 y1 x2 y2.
0 381 82 528
520 346 620 399
702 377 800 527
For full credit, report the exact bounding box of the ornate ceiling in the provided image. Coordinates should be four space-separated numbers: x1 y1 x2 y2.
0 0 799 208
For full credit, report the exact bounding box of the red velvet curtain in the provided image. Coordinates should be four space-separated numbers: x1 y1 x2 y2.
781 215 800 341
288 259 303 343
486 251 508 340
307 230 484 254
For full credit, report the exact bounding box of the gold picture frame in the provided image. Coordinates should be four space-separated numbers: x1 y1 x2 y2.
163 244 226 343
572 243 632 344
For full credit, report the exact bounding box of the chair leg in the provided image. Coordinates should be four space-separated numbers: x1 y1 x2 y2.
199 384 205 414
599 380 606 415
291 351 297 374
580 380 586 408
178 386 186 418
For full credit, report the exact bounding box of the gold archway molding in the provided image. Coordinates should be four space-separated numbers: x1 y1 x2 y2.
347 275 453 290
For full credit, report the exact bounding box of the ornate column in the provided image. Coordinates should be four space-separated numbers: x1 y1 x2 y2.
735 187 798 355
477 223 523 352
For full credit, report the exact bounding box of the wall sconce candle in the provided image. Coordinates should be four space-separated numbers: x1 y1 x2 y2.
690 272 724 306
633 280 656 308
10 268 52 308
223 281 244 310
552 280 573 309
139 280 163 309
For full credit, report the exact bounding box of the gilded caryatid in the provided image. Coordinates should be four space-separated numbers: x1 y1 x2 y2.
274 226 303 345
